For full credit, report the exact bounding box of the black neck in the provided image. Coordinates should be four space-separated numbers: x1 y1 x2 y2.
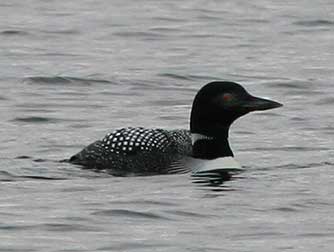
189 88 240 160
191 131 233 159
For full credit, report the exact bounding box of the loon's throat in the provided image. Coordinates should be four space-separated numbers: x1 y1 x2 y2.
191 133 233 159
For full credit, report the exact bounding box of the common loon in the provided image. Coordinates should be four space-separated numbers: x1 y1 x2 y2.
70 81 282 176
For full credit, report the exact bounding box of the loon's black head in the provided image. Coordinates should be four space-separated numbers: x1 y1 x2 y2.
190 81 282 159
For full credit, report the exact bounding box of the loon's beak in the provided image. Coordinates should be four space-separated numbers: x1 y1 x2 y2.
243 95 283 111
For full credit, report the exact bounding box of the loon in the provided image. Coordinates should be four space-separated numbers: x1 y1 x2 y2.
70 81 282 176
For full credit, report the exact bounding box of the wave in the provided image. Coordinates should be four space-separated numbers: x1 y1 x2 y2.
92 209 170 220
0 30 29 36
23 76 114 85
294 19 334 27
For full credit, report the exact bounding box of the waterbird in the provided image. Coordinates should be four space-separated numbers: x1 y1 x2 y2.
69 81 282 176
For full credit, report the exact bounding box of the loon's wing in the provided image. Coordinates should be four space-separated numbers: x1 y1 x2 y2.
69 127 193 175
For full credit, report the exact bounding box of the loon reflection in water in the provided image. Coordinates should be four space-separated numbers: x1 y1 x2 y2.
70 81 282 176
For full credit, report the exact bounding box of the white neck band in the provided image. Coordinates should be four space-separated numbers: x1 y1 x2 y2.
191 133 214 145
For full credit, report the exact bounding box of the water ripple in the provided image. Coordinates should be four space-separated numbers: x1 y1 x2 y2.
109 200 178 207
0 30 29 36
158 73 194 81
0 171 17 182
266 81 314 90
0 168 66 182
40 223 99 232
270 161 334 170
0 224 34 231
113 31 167 40
272 206 299 212
294 19 334 27
12 116 60 123
39 29 80 35
163 209 216 218
23 76 114 85
240 146 330 152
158 72 226 81
92 209 170 220
300 232 334 238
98 242 170 251
315 97 334 105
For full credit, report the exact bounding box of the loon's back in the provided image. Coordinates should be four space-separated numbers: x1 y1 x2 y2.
70 127 192 176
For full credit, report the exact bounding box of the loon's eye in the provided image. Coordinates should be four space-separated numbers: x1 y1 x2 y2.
222 93 234 102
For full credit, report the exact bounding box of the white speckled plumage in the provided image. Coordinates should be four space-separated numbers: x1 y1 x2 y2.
70 127 192 175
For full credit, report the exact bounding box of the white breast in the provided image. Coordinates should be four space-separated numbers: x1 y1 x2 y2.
189 156 242 174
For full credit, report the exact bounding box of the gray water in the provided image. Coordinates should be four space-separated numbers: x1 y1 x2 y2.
1 0 334 251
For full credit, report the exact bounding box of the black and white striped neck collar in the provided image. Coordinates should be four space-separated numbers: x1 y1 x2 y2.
191 133 233 159
191 133 214 145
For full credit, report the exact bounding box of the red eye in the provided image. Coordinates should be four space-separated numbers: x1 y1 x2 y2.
223 93 233 102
